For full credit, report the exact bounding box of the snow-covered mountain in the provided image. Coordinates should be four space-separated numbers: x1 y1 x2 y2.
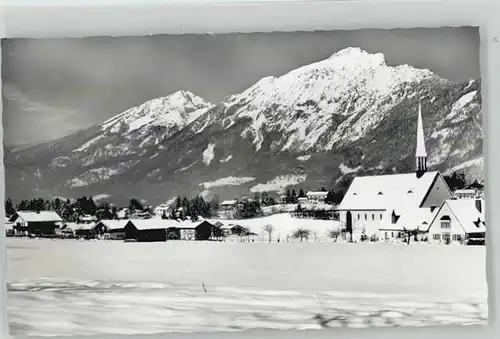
4 47 483 205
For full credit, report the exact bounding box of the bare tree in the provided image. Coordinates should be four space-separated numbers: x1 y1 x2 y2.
263 224 274 243
402 227 420 245
328 228 341 242
292 228 311 242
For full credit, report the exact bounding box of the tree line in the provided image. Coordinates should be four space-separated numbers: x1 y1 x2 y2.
443 171 484 191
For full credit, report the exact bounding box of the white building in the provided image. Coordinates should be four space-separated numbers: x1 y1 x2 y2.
427 198 485 245
453 189 478 199
154 203 171 217
338 101 454 241
306 191 328 203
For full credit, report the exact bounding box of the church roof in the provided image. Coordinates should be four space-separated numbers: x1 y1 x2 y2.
338 171 440 211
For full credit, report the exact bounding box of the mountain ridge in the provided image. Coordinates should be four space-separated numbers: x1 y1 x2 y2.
4 47 483 206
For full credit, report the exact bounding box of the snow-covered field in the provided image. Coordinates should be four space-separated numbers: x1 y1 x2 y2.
7 238 487 337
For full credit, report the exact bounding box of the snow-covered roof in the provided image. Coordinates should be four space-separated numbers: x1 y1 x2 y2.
127 219 180 230
221 200 237 206
339 171 440 211
74 223 95 230
431 199 486 234
176 220 214 229
11 211 63 223
389 206 437 232
96 219 128 230
79 215 97 221
306 191 328 197
454 189 477 194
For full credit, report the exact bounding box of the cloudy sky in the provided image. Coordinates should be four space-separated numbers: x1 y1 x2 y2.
2 27 480 146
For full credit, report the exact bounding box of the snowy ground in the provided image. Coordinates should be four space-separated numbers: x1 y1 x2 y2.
7 238 488 337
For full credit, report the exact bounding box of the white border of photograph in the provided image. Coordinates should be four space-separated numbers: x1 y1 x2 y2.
0 1 498 339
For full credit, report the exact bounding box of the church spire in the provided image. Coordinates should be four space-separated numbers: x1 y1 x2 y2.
415 99 427 176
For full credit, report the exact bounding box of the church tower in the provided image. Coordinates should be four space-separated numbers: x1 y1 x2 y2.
415 99 427 178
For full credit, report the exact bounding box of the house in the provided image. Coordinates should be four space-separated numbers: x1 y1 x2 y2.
154 203 171 217
219 200 238 218
427 198 486 245
453 189 478 199
94 220 128 240
116 209 128 219
74 223 97 239
124 219 180 242
78 214 97 224
4 218 14 237
306 191 328 203
9 211 63 237
56 222 77 238
298 197 308 204
172 220 217 241
338 101 454 242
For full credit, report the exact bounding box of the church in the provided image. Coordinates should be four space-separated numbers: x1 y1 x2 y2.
337 101 454 241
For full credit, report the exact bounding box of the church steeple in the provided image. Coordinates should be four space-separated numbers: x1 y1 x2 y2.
415 99 427 177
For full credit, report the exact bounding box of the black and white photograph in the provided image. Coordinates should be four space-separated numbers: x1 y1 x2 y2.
2 27 487 336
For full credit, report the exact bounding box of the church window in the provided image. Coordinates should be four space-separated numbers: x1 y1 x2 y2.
372 214 375 220
452 234 462 241
391 232 394 237
384 231 388 239
380 214 383 220
433 234 441 241
407 190 413 194
378 191 383 195
357 214 360 220
365 214 367 220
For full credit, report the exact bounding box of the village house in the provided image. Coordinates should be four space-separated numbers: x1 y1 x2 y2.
9 211 63 237
427 198 486 245
74 223 97 239
219 200 238 218
298 197 308 204
154 203 171 217
93 220 128 240
338 101 454 242
172 220 218 241
453 189 479 199
306 191 328 203
78 214 97 224
4 217 14 237
55 222 77 238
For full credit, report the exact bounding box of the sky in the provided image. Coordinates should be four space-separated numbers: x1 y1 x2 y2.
2 27 480 146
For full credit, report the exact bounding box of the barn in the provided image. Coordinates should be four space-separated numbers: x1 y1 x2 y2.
124 219 180 242
9 211 63 237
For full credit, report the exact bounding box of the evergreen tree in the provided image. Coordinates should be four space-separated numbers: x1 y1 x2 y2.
285 189 292 204
291 189 298 203
325 190 335 204
17 199 29 211
298 189 306 198
5 198 16 216
128 198 144 211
